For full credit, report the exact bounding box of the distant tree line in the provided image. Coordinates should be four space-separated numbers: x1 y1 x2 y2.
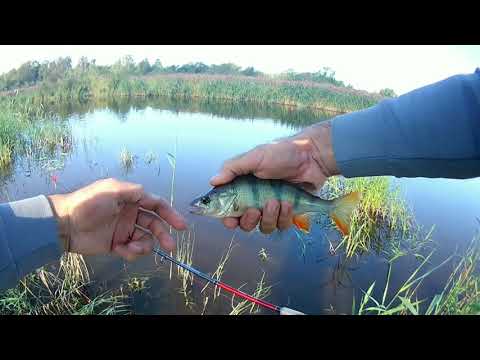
0 55 396 97
0 56 265 91
279 67 346 87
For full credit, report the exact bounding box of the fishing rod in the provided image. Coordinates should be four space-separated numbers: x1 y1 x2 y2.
134 222 305 315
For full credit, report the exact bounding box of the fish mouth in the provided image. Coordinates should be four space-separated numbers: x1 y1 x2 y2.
188 203 204 215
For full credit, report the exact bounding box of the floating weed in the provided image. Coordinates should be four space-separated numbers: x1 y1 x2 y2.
166 140 177 280
126 277 149 293
229 272 272 315
354 249 452 315
174 227 195 307
203 235 237 300
258 248 269 262
201 296 209 315
350 232 480 316
73 292 130 315
119 147 134 172
144 150 157 165
424 236 480 315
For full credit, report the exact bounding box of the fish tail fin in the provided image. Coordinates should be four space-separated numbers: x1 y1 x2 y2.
329 192 362 236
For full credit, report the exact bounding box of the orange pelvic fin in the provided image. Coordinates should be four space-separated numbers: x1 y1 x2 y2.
293 213 311 233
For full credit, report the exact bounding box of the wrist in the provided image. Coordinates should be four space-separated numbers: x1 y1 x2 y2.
47 194 72 253
295 121 340 178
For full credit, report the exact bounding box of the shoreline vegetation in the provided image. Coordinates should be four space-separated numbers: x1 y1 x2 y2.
0 56 394 114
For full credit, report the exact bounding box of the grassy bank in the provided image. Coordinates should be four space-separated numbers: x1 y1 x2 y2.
13 73 383 114
0 97 72 175
0 253 129 315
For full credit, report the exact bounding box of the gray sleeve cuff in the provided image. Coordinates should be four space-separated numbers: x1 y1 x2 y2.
0 195 62 292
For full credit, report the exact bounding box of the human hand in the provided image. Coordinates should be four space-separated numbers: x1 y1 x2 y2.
48 178 187 261
210 121 339 234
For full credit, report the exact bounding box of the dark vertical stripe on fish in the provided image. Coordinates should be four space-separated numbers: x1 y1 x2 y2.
248 175 260 207
272 180 283 202
293 187 300 211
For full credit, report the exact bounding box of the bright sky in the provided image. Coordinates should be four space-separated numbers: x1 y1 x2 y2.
0 45 478 95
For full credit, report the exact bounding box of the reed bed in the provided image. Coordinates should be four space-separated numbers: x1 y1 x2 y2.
322 176 413 259
0 253 129 315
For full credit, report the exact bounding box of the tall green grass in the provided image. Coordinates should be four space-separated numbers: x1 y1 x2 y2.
322 176 413 259
16 73 381 114
0 253 129 315
354 235 480 315
0 97 72 175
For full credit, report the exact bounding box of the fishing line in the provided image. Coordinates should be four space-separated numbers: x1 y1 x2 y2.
134 221 305 315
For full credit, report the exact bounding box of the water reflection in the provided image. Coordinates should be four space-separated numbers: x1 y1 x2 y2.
51 97 335 129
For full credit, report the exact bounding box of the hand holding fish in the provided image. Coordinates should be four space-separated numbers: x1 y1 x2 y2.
205 121 354 235
48 178 187 261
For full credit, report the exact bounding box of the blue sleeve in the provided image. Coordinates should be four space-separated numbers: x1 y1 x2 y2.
332 68 480 179
0 195 62 292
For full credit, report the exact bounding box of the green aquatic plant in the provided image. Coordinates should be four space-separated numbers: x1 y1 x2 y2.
203 235 237 300
353 234 480 315
201 296 209 315
323 176 413 258
144 150 157 165
0 143 12 175
0 253 130 315
5 69 382 116
166 141 177 280
119 146 134 172
175 227 196 308
353 250 452 315
258 248 269 262
229 272 272 315
423 237 480 315
0 98 72 174
126 277 149 293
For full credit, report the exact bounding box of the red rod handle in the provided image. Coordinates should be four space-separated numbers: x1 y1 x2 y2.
216 282 279 313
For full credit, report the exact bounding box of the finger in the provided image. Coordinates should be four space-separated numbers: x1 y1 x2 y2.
223 217 239 229
129 234 155 255
277 201 293 231
139 193 187 230
149 219 176 252
210 147 263 186
260 200 280 234
116 182 145 204
114 232 159 262
239 208 261 232
113 242 144 262
131 213 155 242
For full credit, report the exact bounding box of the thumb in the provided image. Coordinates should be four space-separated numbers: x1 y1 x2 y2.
210 147 263 186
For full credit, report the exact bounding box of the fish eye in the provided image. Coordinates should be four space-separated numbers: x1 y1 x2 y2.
201 196 210 205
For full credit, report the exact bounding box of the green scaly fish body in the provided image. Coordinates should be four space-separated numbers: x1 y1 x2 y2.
190 175 332 218
190 175 361 235
223 175 332 217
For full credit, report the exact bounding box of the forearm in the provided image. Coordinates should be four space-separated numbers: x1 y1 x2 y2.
0 195 63 292
328 69 480 179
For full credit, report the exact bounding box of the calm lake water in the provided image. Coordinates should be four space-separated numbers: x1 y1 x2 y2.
2 97 480 315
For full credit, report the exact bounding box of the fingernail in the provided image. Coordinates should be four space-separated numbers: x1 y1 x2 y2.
267 201 278 213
